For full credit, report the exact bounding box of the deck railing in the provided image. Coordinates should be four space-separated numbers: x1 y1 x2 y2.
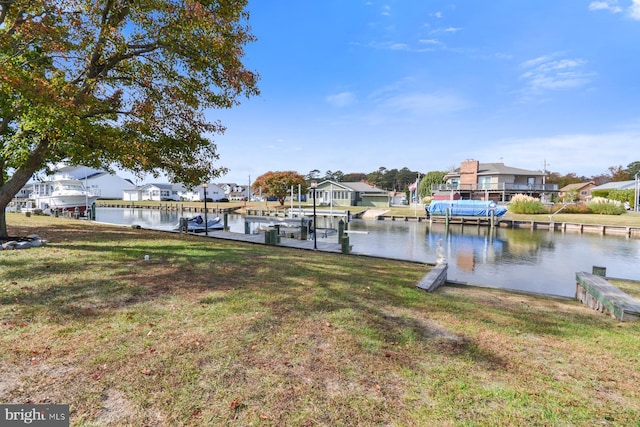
432 183 558 192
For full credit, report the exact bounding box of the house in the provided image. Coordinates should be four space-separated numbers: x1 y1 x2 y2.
433 160 558 202
18 165 136 200
122 183 179 201
218 183 251 200
178 183 225 202
558 181 596 202
54 166 136 199
308 181 389 207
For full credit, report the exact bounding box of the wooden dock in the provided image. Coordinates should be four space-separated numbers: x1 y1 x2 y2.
416 263 448 292
426 216 640 238
575 272 640 321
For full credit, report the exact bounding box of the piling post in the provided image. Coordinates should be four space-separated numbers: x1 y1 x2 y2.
445 208 450 232
300 218 308 240
341 235 350 254
244 221 250 234
223 213 229 231
593 266 607 277
338 219 345 241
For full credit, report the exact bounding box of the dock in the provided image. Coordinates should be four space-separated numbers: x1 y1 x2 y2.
416 263 448 292
188 228 343 253
575 272 640 321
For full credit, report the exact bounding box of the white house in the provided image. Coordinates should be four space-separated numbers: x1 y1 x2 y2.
177 183 225 201
54 165 136 199
123 183 226 202
18 165 136 200
125 183 178 201
218 183 250 200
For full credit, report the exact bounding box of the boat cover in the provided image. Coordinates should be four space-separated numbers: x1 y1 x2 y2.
427 200 507 217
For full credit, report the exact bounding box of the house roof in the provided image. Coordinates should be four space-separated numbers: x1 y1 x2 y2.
592 180 636 191
559 181 595 192
318 180 388 195
140 183 174 190
446 162 545 178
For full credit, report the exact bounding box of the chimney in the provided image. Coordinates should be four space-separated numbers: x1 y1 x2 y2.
460 159 479 188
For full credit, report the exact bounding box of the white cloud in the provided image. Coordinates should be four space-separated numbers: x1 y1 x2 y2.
379 92 469 116
325 91 357 107
519 54 595 98
589 1 623 13
418 38 442 46
589 0 640 19
630 0 640 19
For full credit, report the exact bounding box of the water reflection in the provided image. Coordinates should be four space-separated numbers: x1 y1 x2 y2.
345 219 639 298
95 208 640 298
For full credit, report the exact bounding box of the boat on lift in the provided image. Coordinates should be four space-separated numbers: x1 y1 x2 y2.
30 174 99 214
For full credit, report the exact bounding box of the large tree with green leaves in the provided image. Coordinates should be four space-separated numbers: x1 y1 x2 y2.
0 0 258 237
252 171 306 206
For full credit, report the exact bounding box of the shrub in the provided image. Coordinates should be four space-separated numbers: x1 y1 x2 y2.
557 203 590 214
587 197 626 215
508 194 547 214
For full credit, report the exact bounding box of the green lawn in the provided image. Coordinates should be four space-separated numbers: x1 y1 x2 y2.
2 213 639 426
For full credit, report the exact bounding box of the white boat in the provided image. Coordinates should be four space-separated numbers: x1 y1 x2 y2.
30 174 99 214
175 215 224 233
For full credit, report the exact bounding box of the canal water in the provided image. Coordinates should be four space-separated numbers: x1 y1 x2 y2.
95 207 640 298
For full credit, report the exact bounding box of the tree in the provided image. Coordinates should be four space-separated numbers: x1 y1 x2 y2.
367 166 387 188
252 171 306 206
342 172 366 182
608 165 630 182
419 171 446 200
546 172 582 189
626 161 640 178
0 0 258 237
305 169 321 182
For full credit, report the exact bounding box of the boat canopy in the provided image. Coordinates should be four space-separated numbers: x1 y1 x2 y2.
427 200 507 217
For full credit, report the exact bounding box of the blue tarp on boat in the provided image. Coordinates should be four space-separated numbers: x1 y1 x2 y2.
427 200 507 217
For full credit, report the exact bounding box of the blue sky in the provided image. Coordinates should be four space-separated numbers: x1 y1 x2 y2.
209 0 640 185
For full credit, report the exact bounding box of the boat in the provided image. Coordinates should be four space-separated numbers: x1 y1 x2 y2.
427 200 507 217
29 174 99 214
175 215 224 233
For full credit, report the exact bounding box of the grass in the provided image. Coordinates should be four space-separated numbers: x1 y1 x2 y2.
2 213 640 426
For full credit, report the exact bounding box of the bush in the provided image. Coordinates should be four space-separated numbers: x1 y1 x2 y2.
587 197 626 215
556 203 590 214
508 194 547 214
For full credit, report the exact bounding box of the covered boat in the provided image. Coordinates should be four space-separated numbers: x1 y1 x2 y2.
427 200 507 217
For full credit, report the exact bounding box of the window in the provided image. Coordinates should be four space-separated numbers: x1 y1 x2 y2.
478 176 492 190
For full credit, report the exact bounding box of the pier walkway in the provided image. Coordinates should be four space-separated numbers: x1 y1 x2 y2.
178 228 343 253
576 272 640 321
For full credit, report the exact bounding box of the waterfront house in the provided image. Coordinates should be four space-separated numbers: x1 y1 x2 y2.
54 166 136 199
432 159 557 202
123 183 178 201
309 181 389 207
19 165 136 200
559 181 596 203
218 183 251 201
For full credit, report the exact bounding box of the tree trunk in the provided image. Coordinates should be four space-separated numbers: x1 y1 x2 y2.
0 140 49 238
